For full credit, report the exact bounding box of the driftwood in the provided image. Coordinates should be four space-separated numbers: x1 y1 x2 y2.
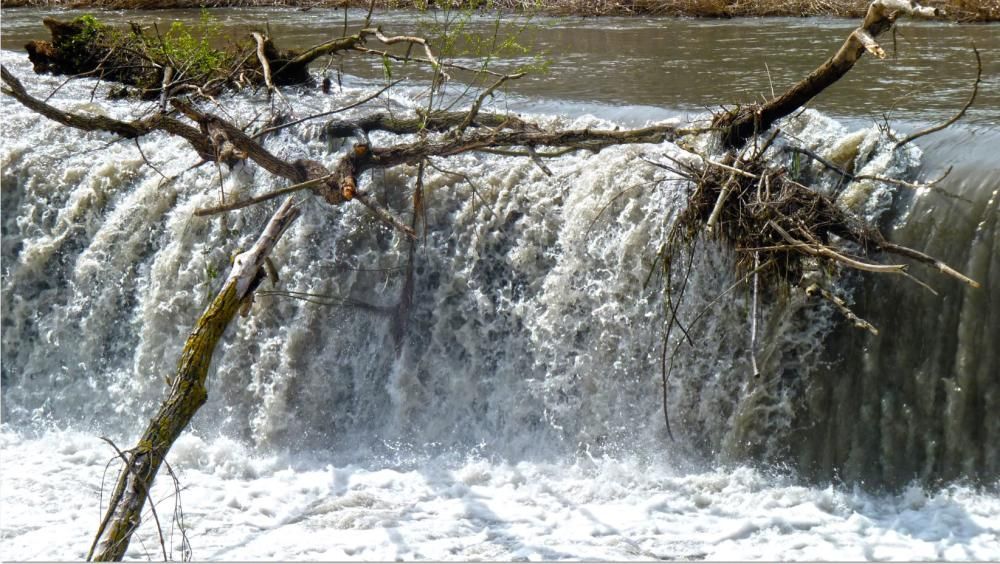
716 0 943 147
0 0 983 558
651 129 979 436
22 15 494 101
23 16 355 96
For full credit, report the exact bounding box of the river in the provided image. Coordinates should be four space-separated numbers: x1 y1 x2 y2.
1 7 998 560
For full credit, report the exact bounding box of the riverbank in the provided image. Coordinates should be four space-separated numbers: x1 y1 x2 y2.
2 0 998 22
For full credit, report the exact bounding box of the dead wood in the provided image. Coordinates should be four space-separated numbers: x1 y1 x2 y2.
21 16 487 99
1 65 216 161
661 144 978 327
22 16 360 97
894 45 983 149
716 0 945 147
323 110 535 138
88 198 300 561
654 128 979 437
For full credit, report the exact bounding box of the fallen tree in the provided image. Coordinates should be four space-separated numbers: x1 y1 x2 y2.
0 0 982 559
714 0 943 147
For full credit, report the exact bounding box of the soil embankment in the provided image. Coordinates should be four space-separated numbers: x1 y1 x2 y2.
2 0 998 22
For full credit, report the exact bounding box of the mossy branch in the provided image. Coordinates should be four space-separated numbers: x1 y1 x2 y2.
89 198 300 561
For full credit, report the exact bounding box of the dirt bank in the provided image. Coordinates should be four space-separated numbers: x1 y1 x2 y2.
2 0 998 22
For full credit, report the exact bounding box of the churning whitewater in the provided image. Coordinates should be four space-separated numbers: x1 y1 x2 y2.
1 45 998 561
3 428 999 561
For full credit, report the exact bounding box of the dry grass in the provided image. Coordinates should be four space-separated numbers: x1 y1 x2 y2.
492 0 870 17
3 0 998 21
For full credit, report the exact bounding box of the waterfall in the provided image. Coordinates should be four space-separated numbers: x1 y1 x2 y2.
2 52 995 489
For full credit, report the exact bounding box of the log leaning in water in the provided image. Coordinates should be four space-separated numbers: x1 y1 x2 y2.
716 0 944 147
87 197 300 562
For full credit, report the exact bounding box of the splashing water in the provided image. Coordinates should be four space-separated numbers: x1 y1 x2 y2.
2 50 997 560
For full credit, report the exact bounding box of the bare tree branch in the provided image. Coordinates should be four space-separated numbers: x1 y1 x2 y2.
894 45 982 149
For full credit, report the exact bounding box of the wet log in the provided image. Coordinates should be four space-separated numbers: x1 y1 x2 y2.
88 198 300 562
323 110 535 138
26 17 114 76
246 31 366 86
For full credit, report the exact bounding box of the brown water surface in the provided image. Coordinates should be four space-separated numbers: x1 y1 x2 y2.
2 8 998 125
2 7 998 486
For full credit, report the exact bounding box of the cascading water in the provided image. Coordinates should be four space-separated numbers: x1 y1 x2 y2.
2 28 997 559
788 125 1000 486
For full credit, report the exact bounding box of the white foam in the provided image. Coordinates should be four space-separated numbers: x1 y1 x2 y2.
2 430 998 561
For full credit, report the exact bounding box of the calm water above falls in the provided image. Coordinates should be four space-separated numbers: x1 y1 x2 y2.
1 8 998 561
2 8 1000 124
